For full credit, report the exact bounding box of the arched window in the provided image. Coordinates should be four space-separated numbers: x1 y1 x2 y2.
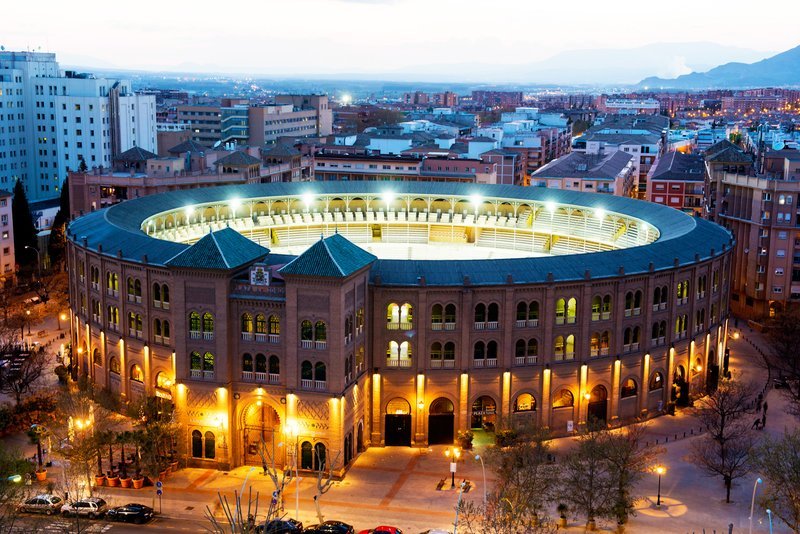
162 320 170 340
202 313 214 333
301 361 313 380
301 320 313 341
314 362 327 382
269 355 280 375
192 430 202 458
649 372 664 390
255 353 267 373
269 315 281 335
161 285 170 305
430 342 442 362
154 319 162 337
602 295 612 315
203 352 215 372
486 340 498 360
487 303 499 323
528 301 539 322
591 296 602 320
474 303 486 323
253 314 266 335
356 308 365 330
552 389 574 408
243 353 253 372
621 378 638 398
444 304 456 324
314 321 327 341
473 341 485 360
189 312 201 332
241 313 254 333
387 303 399 325
431 304 443 326
204 431 215 459
555 298 566 323
191 351 202 371
633 290 642 312
516 302 528 322
155 372 172 390
314 443 327 470
554 336 565 359
130 364 144 383
301 441 313 470
514 393 536 412
527 339 538 357
109 356 120 374
565 334 575 359
153 283 161 302
515 339 526 358
566 298 577 323
92 348 101 366
653 286 661 306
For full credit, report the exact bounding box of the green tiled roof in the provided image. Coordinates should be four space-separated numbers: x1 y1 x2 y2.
115 146 157 163
165 227 269 270
214 151 262 166
279 233 376 278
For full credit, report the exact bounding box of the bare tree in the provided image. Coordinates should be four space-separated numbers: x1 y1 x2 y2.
0 446 34 534
457 496 557 534
765 310 800 416
750 429 800 531
0 347 48 405
484 425 559 525
257 437 293 519
205 489 261 534
689 379 757 503
312 449 341 524
599 423 664 527
559 425 614 529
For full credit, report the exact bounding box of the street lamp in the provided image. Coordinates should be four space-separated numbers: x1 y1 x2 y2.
474 454 486 507
445 447 461 489
654 465 666 507
749 477 763 534
766 508 773 534
24 245 42 283
58 313 66 331
26 309 31 335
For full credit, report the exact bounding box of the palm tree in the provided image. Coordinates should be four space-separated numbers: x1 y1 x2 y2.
115 431 132 479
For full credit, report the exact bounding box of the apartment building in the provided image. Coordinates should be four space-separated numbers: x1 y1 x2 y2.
313 153 497 184
647 151 705 215
0 51 156 201
531 148 635 196
0 190 14 287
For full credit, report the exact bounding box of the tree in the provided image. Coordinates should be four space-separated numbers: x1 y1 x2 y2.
47 177 71 270
689 379 756 503
751 429 800 531
0 347 48 405
484 425 559 525
11 181 38 280
599 423 664 527
0 446 34 533
457 497 557 534
765 310 800 416
560 425 614 528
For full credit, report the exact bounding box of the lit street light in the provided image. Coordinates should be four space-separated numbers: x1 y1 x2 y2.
445 447 461 489
58 312 66 330
749 477 763 534
654 465 666 507
26 309 31 335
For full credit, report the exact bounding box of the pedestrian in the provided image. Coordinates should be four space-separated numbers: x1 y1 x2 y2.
761 413 766 430
756 392 763 412
763 401 768 414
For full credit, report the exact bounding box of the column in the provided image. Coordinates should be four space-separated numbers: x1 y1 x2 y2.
541 367 551 429
371 373 382 445
501 371 511 422
459 373 469 433
578 364 588 424
119 339 127 399
415 373 425 444
610 359 621 420
665 346 675 404
639 353 651 414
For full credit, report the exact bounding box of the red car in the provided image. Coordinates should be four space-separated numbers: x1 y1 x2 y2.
357 528 403 534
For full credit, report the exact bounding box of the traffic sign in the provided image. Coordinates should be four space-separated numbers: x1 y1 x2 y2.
156 489 163 496
156 481 163 488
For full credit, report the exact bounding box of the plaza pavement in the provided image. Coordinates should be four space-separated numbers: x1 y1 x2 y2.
4 324 797 533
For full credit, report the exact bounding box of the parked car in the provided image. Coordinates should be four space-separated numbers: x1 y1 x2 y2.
305 521 354 534
105 503 154 524
18 494 63 515
256 518 304 533
61 497 108 518
358 527 403 534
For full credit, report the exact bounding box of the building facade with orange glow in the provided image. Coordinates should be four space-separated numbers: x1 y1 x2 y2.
66 182 733 473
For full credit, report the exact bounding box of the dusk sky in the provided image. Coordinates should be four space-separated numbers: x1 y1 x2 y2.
4 0 797 76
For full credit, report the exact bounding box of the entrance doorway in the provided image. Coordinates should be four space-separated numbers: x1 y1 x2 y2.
428 398 455 445
385 398 412 446
587 385 608 426
470 396 497 431
242 401 282 467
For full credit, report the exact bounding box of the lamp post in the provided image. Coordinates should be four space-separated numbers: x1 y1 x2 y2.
445 447 461 489
654 465 666 507
24 245 42 283
474 454 486 507
26 309 31 335
766 508 773 534
749 477 763 534
58 313 66 331
453 480 466 534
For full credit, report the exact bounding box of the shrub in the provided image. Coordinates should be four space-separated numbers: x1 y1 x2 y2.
457 429 474 450
495 428 518 448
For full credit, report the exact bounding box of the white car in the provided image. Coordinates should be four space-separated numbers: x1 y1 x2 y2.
60 497 108 518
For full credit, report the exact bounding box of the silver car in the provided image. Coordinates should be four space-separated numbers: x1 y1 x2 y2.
60 497 108 518
19 494 63 515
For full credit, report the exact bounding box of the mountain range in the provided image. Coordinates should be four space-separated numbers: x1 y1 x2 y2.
639 44 800 89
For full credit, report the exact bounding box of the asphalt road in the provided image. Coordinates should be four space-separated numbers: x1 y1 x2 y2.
6 513 209 533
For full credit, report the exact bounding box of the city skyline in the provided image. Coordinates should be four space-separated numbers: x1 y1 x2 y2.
4 0 797 82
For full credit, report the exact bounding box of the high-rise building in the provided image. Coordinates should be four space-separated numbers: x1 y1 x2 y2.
0 51 156 201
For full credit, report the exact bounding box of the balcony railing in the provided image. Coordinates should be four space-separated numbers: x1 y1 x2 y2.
678 297 688 305
387 322 413 331
486 321 499 330
203 332 214 341
444 322 456 330
473 358 498 368
255 333 267 342
107 322 118 332
315 380 327 391
567 317 576 324
269 373 280 384
269 334 280 344
600 347 609 356
162 302 170 310
431 322 443 331
190 330 201 339
632 307 641 316
516 319 527 328
601 312 611 320
315 340 327 350
241 332 254 341
592 312 600 321
344 334 352 345
301 378 313 389
387 359 412 368
430 359 456 369
242 370 254 381
474 322 485 330
190 369 214 380
514 355 538 365
555 317 565 325
300 340 313 349
153 300 161 309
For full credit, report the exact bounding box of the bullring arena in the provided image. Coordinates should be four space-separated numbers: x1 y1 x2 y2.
66 181 733 472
